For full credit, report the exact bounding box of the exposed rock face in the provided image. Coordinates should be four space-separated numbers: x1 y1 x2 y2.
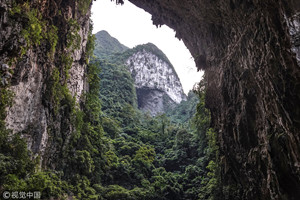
125 47 186 115
289 13 300 65
93 30 186 115
5 51 49 156
0 0 92 166
128 0 300 199
136 88 165 115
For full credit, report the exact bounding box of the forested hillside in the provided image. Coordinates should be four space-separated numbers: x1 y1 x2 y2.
94 60 220 199
88 30 220 199
94 30 129 59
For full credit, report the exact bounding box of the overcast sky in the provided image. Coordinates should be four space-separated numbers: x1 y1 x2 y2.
91 0 203 94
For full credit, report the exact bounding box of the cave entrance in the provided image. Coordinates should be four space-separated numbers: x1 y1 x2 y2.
91 0 203 95
88 1 214 199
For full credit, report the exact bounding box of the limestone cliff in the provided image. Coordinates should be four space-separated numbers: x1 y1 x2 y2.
94 31 186 115
0 0 92 166
125 43 186 115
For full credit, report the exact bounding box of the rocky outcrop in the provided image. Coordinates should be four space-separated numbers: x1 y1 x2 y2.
125 45 186 115
93 30 186 116
128 0 300 199
0 0 92 166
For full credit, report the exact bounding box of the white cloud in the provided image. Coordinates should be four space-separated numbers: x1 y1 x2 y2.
91 0 203 94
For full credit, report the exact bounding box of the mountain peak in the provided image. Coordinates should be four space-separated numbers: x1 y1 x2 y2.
133 43 172 66
130 43 180 81
94 30 129 59
95 30 109 36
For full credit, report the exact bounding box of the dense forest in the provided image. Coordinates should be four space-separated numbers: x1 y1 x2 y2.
0 29 219 200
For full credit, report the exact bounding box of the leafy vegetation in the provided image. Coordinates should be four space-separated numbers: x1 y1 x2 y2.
67 19 81 51
166 90 199 124
77 0 93 15
9 2 59 57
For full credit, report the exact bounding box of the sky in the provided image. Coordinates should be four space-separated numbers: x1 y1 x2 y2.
91 0 203 94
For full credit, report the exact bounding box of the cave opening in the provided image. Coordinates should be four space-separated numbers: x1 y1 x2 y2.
87 1 217 199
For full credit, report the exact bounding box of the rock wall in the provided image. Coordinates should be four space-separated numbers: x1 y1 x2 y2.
0 0 92 166
289 13 300 65
125 48 186 115
128 0 300 199
135 88 165 115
